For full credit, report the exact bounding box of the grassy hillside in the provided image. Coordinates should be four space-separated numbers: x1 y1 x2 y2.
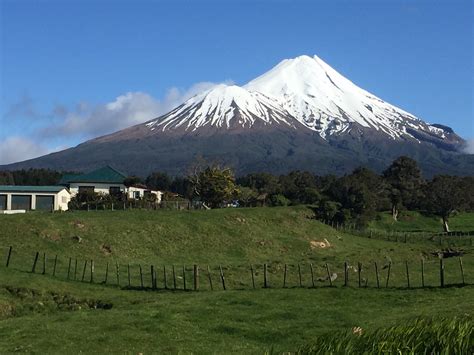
369 210 474 234
1 206 473 353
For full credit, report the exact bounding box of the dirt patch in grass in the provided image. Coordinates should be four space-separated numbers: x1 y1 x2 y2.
2 286 113 318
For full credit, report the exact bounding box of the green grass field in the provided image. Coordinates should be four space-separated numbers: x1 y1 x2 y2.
1 206 473 353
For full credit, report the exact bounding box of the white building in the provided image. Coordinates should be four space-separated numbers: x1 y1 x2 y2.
60 166 162 202
0 185 71 212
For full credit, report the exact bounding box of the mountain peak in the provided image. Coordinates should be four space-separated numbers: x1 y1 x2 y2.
145 83 297 132
143 54 456 145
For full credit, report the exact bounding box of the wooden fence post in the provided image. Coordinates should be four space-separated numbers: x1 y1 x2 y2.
81 260 88 282
193 265 199 291
32 251 39 273
325 263 332 286
459 257 465 285
90 260 94 283
150 265 154 289
298 264 303 287
41 253 46 275
405 261 410 288
421 259 425 288
74 259 78 280
67 257 72 279
183 265 186 291
139 264 144 288
219 265 226 290
344 261 348 287
105 262 109 284
164 265 168 289
374 262 380 288
115 262 120 286
283 264 287 288
357 262 362 288
207 265 213 291
385 262 391 288
263 264 268 288
250 265 255 289
52 255 58 277
5 246 12 267
310 263 315 288
172 265 177 290
439 258 444 288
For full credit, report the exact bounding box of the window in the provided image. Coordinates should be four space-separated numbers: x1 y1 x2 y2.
109 186 121 196
78 186 94 194
134 191 141 199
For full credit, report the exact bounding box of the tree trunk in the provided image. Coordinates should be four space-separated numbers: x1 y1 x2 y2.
443 218 450 233
391 204 398 221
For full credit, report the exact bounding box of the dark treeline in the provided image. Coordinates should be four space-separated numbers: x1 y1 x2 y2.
143 156 473 231
2 157 473 231
0 169 74 186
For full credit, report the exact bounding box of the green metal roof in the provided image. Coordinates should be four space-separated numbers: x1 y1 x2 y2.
0 185 67 193
60 166 127 184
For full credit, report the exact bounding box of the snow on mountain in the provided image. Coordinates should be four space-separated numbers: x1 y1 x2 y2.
146 84 297 131
146 55 451 142
245 55 438 139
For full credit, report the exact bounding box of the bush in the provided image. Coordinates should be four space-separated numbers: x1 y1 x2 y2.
296 317 473 354
269 194 290 207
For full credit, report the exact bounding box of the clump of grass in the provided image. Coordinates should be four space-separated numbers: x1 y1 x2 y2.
297 317 473 354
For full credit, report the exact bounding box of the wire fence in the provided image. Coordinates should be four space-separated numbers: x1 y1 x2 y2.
2 246 471 293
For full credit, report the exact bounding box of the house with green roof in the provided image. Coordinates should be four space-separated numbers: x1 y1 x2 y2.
60 166 162 202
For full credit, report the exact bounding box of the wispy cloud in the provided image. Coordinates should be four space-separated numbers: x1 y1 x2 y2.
462 138 474 154
0 136 50 165
1 81 230 165
41 81 229 140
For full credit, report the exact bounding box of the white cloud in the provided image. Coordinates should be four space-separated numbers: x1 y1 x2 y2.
0 136 50 165
463 138 474 154
1 81 232 165
42 80 229 140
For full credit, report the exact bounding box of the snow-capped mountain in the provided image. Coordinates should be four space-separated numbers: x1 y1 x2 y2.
2 55 471 177
144 54 456 145
245 55 443 139
145 84 298 132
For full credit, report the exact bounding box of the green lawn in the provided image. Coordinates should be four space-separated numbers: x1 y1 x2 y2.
1 206 473 353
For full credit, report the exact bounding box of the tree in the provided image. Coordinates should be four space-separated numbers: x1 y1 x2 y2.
123 176 142 187
383 156 425 221
190 166 239 208
0 171 15 185
145 172 172 191
236 186 258 207
325 167 387 227
424 175 468 232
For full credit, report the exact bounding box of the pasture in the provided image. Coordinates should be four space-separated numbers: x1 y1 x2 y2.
1 206 473 353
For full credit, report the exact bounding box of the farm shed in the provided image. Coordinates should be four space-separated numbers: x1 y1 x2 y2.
0 185 71 212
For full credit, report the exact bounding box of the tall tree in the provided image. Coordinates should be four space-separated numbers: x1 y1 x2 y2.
325 167 387 226
423 175 467 232
383 156 424 221
190 166 239 208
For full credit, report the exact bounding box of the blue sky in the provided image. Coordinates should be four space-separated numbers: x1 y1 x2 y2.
1 0 473 164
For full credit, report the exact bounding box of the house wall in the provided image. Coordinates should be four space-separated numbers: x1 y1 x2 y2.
69 183 126 197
